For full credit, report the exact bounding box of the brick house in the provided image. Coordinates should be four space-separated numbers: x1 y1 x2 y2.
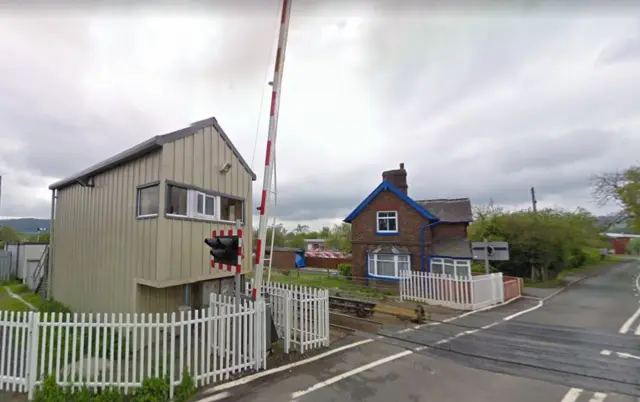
343 163 473 289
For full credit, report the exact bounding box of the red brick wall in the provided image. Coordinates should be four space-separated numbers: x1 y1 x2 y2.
268 250 297 269
351 189 432 284
611 238 630 255
503 275 524 301
305 257 351 270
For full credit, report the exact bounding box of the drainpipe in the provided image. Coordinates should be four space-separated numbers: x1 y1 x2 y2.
47 189 56 299
420 220 442 272
184 284 191 308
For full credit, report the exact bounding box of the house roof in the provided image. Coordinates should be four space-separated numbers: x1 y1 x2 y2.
49 117 257 191
431 238 472 258
416 198 473 223
343 180 438 223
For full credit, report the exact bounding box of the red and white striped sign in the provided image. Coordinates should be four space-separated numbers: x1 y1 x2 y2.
210 228 243 274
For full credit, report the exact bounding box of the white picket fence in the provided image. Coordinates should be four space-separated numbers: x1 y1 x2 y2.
400 272 505 310
0 293 267 400
247 281 330 354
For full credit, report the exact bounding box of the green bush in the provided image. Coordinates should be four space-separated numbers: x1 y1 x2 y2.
469 204 609 281
338 263 352 278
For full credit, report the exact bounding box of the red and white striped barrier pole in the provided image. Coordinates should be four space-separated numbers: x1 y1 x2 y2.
253 0 293 301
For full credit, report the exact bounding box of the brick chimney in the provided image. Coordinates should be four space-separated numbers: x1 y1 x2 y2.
382 163 408 195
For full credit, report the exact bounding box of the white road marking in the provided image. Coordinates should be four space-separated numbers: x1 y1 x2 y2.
636 272 640 293
617 352 640 360
588 391 607 402
5 287 37 310
503 300 544 321
561 387 583 402
619 305 640 334
600 350 612 356
636 323 640 336
197 391 231 402
202 338 374 394
398 328 413 334
481 322 499 330
434 339 449 345
414 345 427 351
290 350 413 400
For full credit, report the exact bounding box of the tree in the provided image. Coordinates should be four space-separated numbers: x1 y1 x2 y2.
325 223 352 253
591 165 640 231
627 238 640 255
468 203 606 280
0 226 19 245
293 224 310 234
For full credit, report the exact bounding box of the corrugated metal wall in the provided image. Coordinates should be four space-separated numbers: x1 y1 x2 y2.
157 124 253 284
51 151 161 313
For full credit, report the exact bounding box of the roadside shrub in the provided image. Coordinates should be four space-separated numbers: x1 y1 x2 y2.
32 369 196 401
338 263 352 278
174 368 196 402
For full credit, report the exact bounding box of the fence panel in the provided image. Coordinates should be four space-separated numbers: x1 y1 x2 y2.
0 297 267 400
401 272 504 310
248 281 330 354
0 311 31 394
470 273 504 309
0 250 14 282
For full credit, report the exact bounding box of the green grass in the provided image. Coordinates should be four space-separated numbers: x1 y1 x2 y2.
268 271 394 299
0 296 34 311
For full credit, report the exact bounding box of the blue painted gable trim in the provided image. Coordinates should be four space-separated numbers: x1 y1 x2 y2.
343 180 437 223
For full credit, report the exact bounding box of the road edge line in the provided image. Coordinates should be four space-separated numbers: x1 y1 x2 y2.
290 350 413 400
202 338 374 394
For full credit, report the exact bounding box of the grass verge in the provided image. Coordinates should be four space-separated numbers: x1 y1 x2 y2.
268 271 394 299
524 255 626 288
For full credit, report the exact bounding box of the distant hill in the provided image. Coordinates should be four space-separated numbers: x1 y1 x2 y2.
0 218 50 234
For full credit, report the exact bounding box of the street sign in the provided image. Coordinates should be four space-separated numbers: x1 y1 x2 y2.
472 241 510 261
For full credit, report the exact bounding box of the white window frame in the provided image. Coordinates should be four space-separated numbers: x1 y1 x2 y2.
136 184 159 218
193 191 217 220
376 211 398 233
165 184 245 224
430 258 471 278
367 253 411 279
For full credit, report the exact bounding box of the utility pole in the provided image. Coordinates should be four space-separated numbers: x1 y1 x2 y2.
530 187 537 214
530 186 538 281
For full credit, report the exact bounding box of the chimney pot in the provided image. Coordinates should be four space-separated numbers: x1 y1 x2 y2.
382 164 408 195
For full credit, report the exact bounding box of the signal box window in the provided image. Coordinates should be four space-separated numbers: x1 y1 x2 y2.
220 197 244 223
166 185 188 216
137 185 159 217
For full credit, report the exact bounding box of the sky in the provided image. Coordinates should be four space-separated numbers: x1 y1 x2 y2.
0 1 639 231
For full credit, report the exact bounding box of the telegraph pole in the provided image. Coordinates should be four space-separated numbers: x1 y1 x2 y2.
530 187 537 214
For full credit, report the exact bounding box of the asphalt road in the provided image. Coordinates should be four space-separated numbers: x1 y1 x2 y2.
198 260 640 402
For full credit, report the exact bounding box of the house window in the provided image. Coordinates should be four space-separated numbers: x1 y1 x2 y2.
165 184 244 223
137 185 159 217
376 211 398 233
430 258 471 278
368 253 410 279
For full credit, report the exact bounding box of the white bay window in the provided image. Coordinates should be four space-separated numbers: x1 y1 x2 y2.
430 258 471 278
368 253 411 279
